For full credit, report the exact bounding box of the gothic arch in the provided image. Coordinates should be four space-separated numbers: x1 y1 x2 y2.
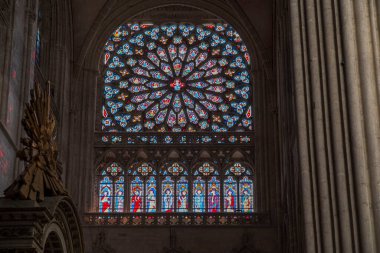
70 1 277 222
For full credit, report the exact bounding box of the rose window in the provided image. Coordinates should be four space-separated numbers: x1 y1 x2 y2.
101 23 253 132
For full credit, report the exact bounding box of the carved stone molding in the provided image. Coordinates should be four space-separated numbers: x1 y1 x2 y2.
0 196 84 253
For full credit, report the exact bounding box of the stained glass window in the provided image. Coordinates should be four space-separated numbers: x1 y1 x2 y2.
98 162 124 213
208 176 221 212
101 22 252 133
130 163 157 212
177 176 189 212
223 176 237 212
239 176 254 212
162 176 175 212
224 163 254 212
193 176 206 212
146 176 157 212
130 176 144 212
96 20 255 218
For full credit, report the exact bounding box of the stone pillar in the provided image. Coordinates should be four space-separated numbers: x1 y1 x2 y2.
289 0 380 252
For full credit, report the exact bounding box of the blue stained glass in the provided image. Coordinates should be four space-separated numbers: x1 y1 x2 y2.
187 71 205 81
182 62 195 77
177 177 189 212
224 176 237 212
200 100 217 111
137 100 154 111
151 71 169 80
147 52 160 66
156 109 168 124
239 176 254 212
187 48 199 61
157 47 169 61
205 93 223 103
161 62 173 77
104 86 119 99
167 110 176 127
234 86 250 99
205 67 222 77
115 176 124 212
178 110 187 127
99 177 112 213
139 59 155 70
168 44 177 61
131 93 149 103
178 44 187 61
182 93 195 108
149 90 166 100
102 22 252 133
195 105 208 119
145 81 166 89
193 177 206 212
162 176 175 212
188 81 208 89
208 176 220 212
132 67 150 77
146 176 157 212
187 109 199 124
188 90 205 99
195 52 208 66
173 95 182 112
128 85 148 93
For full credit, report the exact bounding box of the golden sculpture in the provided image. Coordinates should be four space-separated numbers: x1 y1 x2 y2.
4 81 67 201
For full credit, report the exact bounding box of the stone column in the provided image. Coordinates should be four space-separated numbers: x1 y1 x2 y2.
289 0 380 252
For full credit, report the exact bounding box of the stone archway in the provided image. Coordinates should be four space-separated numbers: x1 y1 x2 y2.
0 196 84 253
44 231 64 253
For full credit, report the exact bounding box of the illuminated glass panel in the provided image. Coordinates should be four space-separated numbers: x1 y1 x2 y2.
114 176 125 212
101 22 252 133
99 176 113 213
193 176 206 212
177 176 189 212
207 176 220 212
224 176 237 212
239 176 254 212
130 176 144 212
162 176 175 212
98 162 124 213
145 176 157 212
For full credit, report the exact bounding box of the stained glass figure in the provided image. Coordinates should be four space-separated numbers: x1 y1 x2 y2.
162 176 174 212
177 176 189 212
193 176 206 212
98 162 124 213
239 176 254 212
146 176 157 212
101 22 252 133
130 176 144 212
99 176 112 213
224 176 237 212
208 176 220 212
114 176 125 212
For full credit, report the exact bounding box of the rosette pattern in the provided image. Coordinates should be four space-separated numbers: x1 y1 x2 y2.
101 23 253 132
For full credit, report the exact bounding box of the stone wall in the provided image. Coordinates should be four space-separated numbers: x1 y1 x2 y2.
0 0 38 196
83 226 278 253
